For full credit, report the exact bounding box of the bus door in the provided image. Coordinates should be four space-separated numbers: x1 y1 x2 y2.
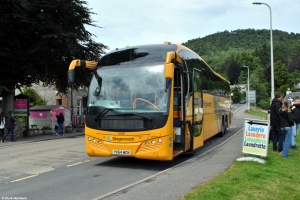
173 67 191 155
192 69 204 149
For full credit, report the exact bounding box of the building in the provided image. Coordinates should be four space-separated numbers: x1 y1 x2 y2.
29 83 87 125
230 84 247 92
29 105 72 130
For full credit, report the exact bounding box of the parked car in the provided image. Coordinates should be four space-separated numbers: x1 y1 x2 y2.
240 100 246 104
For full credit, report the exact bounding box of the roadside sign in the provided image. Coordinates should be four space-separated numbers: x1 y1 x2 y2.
246 90 256 103
242 118 270 157
14 99 28 117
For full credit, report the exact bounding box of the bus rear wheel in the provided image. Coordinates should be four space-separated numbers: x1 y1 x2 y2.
218 119 227 137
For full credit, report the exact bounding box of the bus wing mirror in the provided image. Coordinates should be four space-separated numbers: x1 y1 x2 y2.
164 63 174 79
68 70 75 84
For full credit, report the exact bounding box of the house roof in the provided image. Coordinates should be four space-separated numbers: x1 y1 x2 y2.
30 105 71 111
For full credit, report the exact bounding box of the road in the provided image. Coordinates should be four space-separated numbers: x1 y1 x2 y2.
0 104 250 200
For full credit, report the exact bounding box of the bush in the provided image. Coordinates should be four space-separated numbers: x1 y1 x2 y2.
258 100 270 110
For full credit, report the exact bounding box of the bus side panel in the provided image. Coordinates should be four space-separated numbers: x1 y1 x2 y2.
216 96 231 135
193 125 204 149
191 94 231 150
202 94 217 139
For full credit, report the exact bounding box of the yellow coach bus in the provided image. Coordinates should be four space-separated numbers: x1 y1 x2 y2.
68 42 232 161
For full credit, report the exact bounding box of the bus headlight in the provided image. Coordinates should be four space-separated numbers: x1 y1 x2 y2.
145 141 149 146
88 137 92 141
98 140 102 144
152 140 155 144
158 139 162 143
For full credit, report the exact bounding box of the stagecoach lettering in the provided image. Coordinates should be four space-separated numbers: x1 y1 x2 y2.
113 137 134 141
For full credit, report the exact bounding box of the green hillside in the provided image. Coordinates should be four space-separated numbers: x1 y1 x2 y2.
182 29 300 108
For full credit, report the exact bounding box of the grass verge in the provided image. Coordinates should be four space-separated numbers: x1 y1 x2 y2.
245 108 268 120
182 143 300 200
182 109 300 200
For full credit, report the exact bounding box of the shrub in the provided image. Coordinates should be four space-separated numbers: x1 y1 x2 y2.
258 100 270 110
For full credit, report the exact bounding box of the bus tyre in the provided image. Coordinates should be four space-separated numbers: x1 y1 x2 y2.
218 120 226 137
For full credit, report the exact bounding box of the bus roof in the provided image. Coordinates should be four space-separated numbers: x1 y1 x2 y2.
97 43 178 67
98 43 228 83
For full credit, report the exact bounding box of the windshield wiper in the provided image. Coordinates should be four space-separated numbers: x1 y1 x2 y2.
94 108 115 121
111 113 152 121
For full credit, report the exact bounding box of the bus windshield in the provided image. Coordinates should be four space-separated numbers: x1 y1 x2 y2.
87 64 169 114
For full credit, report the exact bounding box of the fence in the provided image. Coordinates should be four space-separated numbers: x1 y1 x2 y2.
71 115 85 126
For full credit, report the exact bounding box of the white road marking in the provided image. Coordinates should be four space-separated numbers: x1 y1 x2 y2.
10 174 38 183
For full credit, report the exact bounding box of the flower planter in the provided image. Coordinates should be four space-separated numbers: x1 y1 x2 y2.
29 130 35 137
76 127 84 132
65 127 73 133
42 129 53 134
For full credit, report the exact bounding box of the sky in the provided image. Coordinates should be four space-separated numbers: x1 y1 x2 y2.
85 0 300 52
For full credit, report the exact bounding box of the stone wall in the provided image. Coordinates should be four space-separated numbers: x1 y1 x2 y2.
14 120 23 138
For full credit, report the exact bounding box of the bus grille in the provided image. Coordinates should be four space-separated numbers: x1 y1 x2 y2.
99 119 145 129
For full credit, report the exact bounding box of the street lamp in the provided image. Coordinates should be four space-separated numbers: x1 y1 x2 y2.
242 66 250 111
253 2 274 101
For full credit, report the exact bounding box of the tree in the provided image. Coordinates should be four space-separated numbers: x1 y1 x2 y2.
227 61 240 85
289 56 300 73
231 87 242 103
21 86 47 107
292 69 300 83
253 43 270 69
238 70 247 84
0 0 107 113
274 61 295 94
249 74 269 108
236 51 261 71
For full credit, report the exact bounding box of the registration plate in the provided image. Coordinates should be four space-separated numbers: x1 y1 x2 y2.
112 150 131 155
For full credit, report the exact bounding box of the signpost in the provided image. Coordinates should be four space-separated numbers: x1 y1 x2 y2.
14 94 29 137
237 118 270 164
14 99 28 117
247 90 256 103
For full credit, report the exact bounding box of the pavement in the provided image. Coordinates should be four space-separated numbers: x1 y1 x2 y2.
0 129 84 145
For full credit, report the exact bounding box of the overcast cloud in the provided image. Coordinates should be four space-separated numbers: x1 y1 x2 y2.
85 0 300 52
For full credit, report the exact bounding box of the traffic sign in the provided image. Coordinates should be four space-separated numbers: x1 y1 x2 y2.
242 118 270 157
246 90 256 103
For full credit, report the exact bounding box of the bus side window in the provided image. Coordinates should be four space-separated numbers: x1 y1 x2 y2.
174 90 181 111
174 88 181 119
